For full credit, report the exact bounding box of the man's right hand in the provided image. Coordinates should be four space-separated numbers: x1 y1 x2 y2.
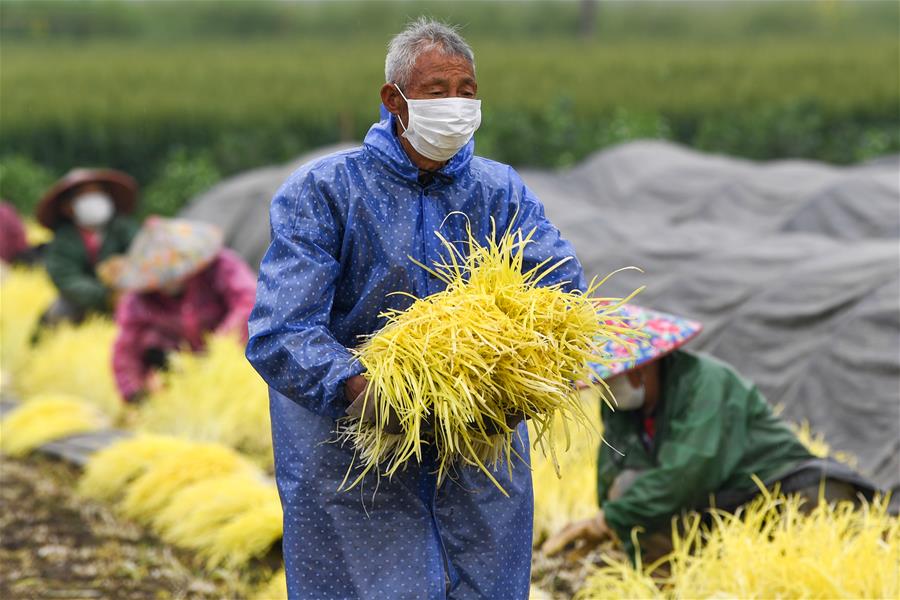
345 375 402 434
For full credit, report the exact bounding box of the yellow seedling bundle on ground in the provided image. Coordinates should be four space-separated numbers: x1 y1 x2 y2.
79 434 199 500
254 569 287 600
153 473 279 555
120 442 257 521
0 266 55 382
342 222 639 491
206 497 284 568
0 393 109 457
80 435 283 571
576 491 899 599
14 316 122 419
137 335 272 466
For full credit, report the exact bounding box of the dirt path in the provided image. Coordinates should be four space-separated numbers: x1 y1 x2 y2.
0 455 256 599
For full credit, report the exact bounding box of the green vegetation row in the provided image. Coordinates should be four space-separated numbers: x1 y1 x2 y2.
1 1 897 215
3 0 897 42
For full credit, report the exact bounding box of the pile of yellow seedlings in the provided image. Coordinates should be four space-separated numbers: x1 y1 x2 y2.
343 224 639 491
0 394 109 456
576 491 899 599
16 317 122 418
79 435 283 569
253 569 287 600
137 335 273 467
0 266 56 383
0 267 271 462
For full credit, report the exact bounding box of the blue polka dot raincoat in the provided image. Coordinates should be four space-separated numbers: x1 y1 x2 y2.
246 113 586 599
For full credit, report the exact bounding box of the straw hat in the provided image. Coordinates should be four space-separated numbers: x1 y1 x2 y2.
36 168 138 230
591 304 703 380
98 217 224 292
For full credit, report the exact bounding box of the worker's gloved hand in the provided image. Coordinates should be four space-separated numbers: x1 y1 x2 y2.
541 510 612 560
345 375 403 434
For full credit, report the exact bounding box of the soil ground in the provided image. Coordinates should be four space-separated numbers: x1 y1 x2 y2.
0 455 264 599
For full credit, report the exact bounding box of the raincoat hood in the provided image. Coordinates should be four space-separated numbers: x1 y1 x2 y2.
364 111 474 184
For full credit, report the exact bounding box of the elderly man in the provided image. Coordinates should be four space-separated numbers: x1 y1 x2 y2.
246 18 585 599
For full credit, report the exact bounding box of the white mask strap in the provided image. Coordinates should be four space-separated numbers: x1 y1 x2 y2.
394 84 410 132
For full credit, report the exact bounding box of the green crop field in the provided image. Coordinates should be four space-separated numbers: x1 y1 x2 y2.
1 0 897 214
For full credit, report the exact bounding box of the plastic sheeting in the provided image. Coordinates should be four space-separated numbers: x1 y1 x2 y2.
181 140 900 494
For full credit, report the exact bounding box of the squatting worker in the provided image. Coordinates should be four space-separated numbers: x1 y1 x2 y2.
543 304 878 563
36 169 140 327
102 217 256 403
245 18 586 599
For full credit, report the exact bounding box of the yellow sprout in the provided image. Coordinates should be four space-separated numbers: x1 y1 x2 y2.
791 420 858 468
576 493 900 599
253 569 287 600
136 335 272 467
0 394 108 457
206 496 283 568
14 316 121 419
119 442 257 521
0 266 55 382
341 222 640 493
79 434 198 501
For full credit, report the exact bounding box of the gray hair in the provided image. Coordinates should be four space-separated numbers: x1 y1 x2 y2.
385 17 475 89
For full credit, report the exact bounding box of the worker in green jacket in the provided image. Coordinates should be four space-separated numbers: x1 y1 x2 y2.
36 169 140 327
543 304 877 562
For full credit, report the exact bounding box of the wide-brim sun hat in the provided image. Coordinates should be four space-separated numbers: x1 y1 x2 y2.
98 216 224 292
36 168 138 230
590 304 703 380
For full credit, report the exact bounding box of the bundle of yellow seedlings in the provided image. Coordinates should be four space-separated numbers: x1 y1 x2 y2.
79 434 198 500
24 219 53 246
206 496 283 568
576 491 899 599
152 473 278 553
531 386 604 545
14 316 122 419
253 569 287 600
0 394 108 457
120 442 258 521
343 222 639 491
137 335 272 466
0 266 55 382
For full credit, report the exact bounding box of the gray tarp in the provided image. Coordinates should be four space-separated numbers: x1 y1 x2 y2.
180 140 900 493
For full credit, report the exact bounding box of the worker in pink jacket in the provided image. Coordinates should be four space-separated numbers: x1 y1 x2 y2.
101 217 256 403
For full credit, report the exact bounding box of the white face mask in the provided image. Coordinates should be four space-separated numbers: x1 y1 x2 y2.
395 84 481 162
72 192 114 228
607 375 646 411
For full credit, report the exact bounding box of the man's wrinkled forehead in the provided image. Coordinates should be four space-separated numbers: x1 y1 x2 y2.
408 50 476 86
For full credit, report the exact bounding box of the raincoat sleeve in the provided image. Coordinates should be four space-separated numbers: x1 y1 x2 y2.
210 248 257 342
112 293 150 400
602 385 734 554
506 167 587 294
245 173 365 419
45 228 109 310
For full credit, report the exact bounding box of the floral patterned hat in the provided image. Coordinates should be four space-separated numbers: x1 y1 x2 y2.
99 216 223 292
590 304 703 380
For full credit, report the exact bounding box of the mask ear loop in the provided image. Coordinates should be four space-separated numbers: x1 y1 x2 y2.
393 83 411 132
